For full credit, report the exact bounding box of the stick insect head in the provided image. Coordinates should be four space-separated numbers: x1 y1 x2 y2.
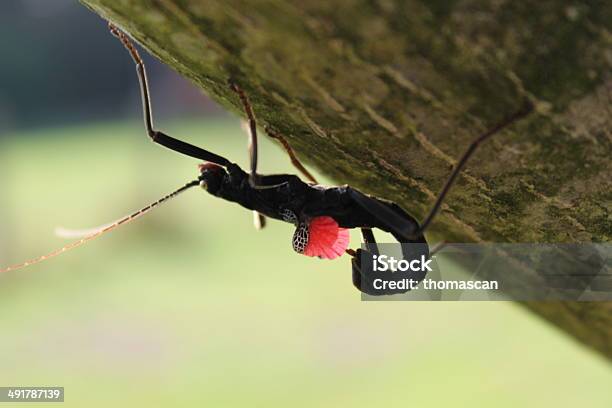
198 162 226 194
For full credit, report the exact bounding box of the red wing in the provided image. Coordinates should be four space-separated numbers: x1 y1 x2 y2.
303 216 350 259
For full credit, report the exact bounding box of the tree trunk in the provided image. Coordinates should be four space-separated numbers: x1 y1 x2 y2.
79 0 612 360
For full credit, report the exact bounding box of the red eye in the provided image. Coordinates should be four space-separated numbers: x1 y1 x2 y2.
198 162 223 172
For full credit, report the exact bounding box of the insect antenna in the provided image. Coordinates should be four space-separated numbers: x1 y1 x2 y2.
0 179 200 274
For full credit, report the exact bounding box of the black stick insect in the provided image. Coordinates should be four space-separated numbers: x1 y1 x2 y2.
0 25 533 295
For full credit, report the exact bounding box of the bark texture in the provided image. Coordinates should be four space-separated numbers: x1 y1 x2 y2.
79 0 611 360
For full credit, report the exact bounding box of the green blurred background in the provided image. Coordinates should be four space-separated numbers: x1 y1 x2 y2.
1 1 611 407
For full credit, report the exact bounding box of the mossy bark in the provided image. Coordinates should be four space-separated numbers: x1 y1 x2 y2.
79 0 612 360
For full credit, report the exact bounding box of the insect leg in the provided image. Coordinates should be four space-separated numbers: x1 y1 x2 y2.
414 100 534 237
264 127 318 184
360 228 380 255
236 119 267 229
346 188 422 241
429 241 447 256
350 228 379 294
347 102 533 242
252 211 266 230
229 83 259 187
228 85 298 190
109 24 230 166
346 228 378 265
